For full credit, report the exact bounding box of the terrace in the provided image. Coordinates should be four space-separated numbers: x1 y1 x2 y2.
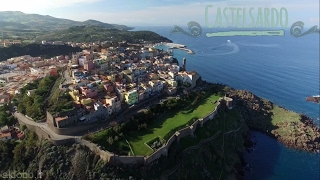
127 93 220 156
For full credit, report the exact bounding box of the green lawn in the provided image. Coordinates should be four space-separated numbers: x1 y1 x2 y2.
127 94 220 156
271 105 301 125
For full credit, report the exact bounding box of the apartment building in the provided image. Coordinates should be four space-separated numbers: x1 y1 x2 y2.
125 89 138 105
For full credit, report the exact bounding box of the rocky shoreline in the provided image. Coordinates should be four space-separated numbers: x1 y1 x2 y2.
306 96 320 104
226 88 320 153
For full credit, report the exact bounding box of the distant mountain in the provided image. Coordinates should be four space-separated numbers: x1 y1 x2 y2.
35 25 172 43
0 11 133 31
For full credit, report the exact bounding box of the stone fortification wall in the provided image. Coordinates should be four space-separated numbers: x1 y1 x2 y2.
18 119 50 140
74 138 114 162
142 97 231 166
46 111 106 135
48 122 101 135
110 155 145 165
21 97 232 167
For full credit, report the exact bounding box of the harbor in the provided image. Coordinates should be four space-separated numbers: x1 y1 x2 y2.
154 42 195 54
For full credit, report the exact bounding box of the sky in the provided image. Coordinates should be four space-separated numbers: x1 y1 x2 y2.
0 0 319 27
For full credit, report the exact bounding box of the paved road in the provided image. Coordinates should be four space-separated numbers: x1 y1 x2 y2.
62 70 73 85
13 112 80 141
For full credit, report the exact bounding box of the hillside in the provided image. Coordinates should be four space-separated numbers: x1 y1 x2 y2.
0 11 132 31
0 44 82 61
35 25 172 43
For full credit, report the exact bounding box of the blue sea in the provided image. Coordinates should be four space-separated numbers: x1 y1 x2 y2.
133 26 320 180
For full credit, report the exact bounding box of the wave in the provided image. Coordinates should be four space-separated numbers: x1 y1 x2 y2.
203 41 279 56
236 42 279 47
207 42 240 55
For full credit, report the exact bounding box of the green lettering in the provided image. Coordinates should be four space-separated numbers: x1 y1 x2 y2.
280 7 288 28
271 8 279 27
237 8 242 28
249 7 255 28
205 5 214 28
243 8 247 28
264 8 270 27
223 7 229 28
214 8 223 28
256 7 263 27
229 7 236 27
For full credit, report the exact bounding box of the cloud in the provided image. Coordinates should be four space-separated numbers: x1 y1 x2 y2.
309 17 320 26
1 0 317 27
0 0 102 12
68 1 319 27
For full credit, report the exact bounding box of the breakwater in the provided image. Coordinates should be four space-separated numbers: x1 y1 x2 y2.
154 42 195 54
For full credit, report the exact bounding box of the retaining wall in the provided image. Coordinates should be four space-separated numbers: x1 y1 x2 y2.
46 111 108 135
142 98 228 166
18 120 50 140
21 97 231 167
48 122 102 135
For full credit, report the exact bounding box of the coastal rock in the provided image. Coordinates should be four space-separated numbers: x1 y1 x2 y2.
306 96 320 104
226 88 320 153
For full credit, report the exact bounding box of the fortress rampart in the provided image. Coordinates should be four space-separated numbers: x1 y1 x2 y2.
18 97 232 166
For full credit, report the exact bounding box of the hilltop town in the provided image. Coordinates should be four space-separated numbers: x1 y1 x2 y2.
0 38 318 180
0 40 201 140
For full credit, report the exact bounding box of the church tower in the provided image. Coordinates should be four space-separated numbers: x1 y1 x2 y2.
182 58 186 70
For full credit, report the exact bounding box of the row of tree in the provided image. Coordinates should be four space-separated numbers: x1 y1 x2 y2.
14 75 57 120
0 44 82 61
0 104 15 127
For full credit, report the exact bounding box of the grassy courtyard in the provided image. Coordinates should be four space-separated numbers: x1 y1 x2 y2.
127 93 220 156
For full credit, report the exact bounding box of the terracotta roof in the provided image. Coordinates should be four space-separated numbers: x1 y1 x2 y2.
0 132 11 138
55 116 68 122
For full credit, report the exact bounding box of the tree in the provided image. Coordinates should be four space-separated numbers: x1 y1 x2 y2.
114 136 119 142
107 137 114 145
0 112 8 126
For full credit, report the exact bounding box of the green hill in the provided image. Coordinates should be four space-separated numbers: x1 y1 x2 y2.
35 25 172 43
0 44 82 61
0 11 133 31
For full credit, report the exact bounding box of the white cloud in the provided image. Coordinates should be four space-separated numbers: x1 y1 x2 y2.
67 1 319 27
0 0 101 12
309 17 320 26
1 0 317 27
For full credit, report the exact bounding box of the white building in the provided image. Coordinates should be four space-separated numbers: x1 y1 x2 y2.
0 79 6 85
30 67 41 74
78 56 87 67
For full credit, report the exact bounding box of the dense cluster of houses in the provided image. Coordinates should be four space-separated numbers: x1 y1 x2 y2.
0 55 66 106
0 41 200 129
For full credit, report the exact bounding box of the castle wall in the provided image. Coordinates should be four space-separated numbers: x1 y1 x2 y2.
48 122 102 135
20 96 231 167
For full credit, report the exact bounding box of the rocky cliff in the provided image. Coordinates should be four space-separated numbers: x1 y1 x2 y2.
306 96 320 104
228 89 320 153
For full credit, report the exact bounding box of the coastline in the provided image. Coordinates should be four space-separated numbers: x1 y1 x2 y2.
217 83 320 153
154 42 195 54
